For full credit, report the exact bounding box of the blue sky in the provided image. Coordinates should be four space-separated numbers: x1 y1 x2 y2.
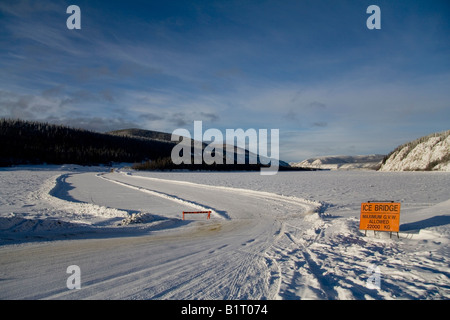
1 0 449 162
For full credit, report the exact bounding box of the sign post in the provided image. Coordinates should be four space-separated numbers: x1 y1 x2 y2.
360 201 401 238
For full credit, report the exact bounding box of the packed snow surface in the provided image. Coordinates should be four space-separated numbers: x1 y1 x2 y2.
0 165 449 299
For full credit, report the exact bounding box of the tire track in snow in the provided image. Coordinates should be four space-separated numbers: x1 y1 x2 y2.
97 172 324 299
14 171 323 299
265 215 335 299
285 228 338 299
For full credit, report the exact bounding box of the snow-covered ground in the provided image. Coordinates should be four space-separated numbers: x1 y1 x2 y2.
0 165 449 299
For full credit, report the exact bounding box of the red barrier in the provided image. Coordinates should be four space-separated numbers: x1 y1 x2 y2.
183 211 211 220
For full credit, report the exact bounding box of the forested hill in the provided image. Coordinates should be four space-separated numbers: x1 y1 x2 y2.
379 129 450 171
0 118 303 171
108 128 175 142
0 119 174 167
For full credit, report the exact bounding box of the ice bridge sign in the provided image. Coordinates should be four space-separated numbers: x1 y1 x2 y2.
360 201 401 234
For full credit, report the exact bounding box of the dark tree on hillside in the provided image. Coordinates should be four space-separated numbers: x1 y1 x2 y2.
0 118 174 166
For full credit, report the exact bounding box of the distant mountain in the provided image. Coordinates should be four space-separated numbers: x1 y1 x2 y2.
108 128 176 143
110 128 294 170
291 154 385 170
379 130 450 171
207 143 291 168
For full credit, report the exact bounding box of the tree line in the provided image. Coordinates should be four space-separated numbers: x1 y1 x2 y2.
0 118 174 167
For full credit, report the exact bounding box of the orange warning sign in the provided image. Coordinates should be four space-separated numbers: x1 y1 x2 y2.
360 202 401 232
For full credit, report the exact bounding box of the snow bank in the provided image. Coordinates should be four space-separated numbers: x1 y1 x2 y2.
0 166 131 243
45 173 129 220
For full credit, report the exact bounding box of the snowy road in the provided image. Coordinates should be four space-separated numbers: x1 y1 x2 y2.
0 171 321 299
1 168 449 300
